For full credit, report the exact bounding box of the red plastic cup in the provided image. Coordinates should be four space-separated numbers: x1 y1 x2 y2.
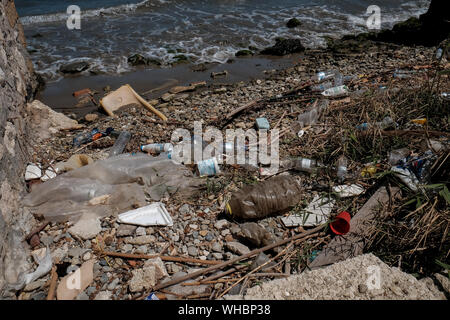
330 211 351 235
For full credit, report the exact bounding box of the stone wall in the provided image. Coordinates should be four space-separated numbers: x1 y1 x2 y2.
0 0 38 297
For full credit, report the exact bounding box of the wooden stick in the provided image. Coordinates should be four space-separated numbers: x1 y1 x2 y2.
149 225 323 294
201 264 247 282
380 129 450 137
100 250 222 266
25 221 49 242
46 266 58 301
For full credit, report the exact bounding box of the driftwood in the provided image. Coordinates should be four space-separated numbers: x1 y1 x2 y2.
46 266 58 300
100 250 222 266
309 186 402 269
221 81 313 127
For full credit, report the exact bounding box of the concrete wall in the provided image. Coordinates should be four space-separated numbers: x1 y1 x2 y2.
0 0 39 297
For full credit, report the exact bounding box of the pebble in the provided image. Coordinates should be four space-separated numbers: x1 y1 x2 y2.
125 235 156 245
107 278 120 291
226 242 250 255
214 219 229 230
179 204 191 214
83 251 92 261
135 227 146 236
122 244 133 253
211 242 222 253
135 245 148 254
205 233 214 241
117 224 137 237
188 246 199 257
68 217 102 240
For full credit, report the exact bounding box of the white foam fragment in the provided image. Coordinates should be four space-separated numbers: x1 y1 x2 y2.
118 202 173 227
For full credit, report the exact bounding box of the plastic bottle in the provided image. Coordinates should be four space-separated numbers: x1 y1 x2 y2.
108 131 131 157
334 71 344 86
285 157 324 173
336 155 348 182
311 70 337 83
225 175 303 220
321 85 349 97
311 81 334 92
297 99 329 128
141 143 173 154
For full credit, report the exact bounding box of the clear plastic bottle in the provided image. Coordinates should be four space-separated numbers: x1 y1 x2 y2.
141 143 173 154
336 155 348 182
311 70 337 83
321 85 349 97
290 157 324 173
311 81 334 92
108 131 131 157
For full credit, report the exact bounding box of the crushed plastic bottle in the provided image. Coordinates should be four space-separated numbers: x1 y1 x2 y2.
388 148 410 165
436 48 443 60
225 175 303 220
296 99 329 128
356 116 397 130
321 85 349 97
108 131 131 158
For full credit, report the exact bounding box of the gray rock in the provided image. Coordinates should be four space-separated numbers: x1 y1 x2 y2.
40 235 53 246
188 246 199 257
76 292 90 300
250 252 275 271
68 247 84 258
94 291 112 300
125 235 156 245
117 224 137 237
86 286 97 296
135 227 146 236
211 242 222 253
30 292 47 300
107 278 120 291
179 204 191 214
122 244 133 253
68 217 102 240
212 252 223 260
60 61 90 74
135 245 148 254
214 219 229 230
205 233 214 242
226 242 250 255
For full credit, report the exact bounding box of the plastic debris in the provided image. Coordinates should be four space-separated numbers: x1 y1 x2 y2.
108 131 132 158
197 157 221 176
100 84 167 121
391 166 420 192
255 117 270 130
8 247 52 291
303 195 335 226
25 163 42 181
330 211 351 235
225 175 303 220
54 154 94 173
332 184 365 198
56 259 95 300
118 202 173 227
145 293 160 300
321 85 349 97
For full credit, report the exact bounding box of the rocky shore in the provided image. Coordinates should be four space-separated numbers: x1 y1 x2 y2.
1 0 449 301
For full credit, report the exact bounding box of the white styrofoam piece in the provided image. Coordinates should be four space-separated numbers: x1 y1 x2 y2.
332 184 365 198
303 195 335 226
25 163 42 181
281 195 335 227
41 168 57 182
118 202 173 227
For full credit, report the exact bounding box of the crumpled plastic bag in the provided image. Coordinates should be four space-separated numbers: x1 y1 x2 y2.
22 153 204 222
6 247 52 292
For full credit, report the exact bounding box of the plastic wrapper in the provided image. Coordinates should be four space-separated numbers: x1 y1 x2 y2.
22 154 204 222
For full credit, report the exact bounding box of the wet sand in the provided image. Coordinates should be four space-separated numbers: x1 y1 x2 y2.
37 54 302 115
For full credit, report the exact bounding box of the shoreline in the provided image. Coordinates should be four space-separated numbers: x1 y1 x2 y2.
38 53 303 116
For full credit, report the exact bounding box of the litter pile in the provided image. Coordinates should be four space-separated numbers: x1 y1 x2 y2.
10 42 449 300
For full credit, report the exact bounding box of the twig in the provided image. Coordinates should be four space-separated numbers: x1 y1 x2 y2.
25 220 49 242
46 267 58 300
99 250 222 266
148 225 323 296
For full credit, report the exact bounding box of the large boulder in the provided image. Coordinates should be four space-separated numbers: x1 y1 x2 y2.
59 61 90 74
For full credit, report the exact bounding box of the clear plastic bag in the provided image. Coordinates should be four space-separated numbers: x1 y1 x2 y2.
23 153 204 222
